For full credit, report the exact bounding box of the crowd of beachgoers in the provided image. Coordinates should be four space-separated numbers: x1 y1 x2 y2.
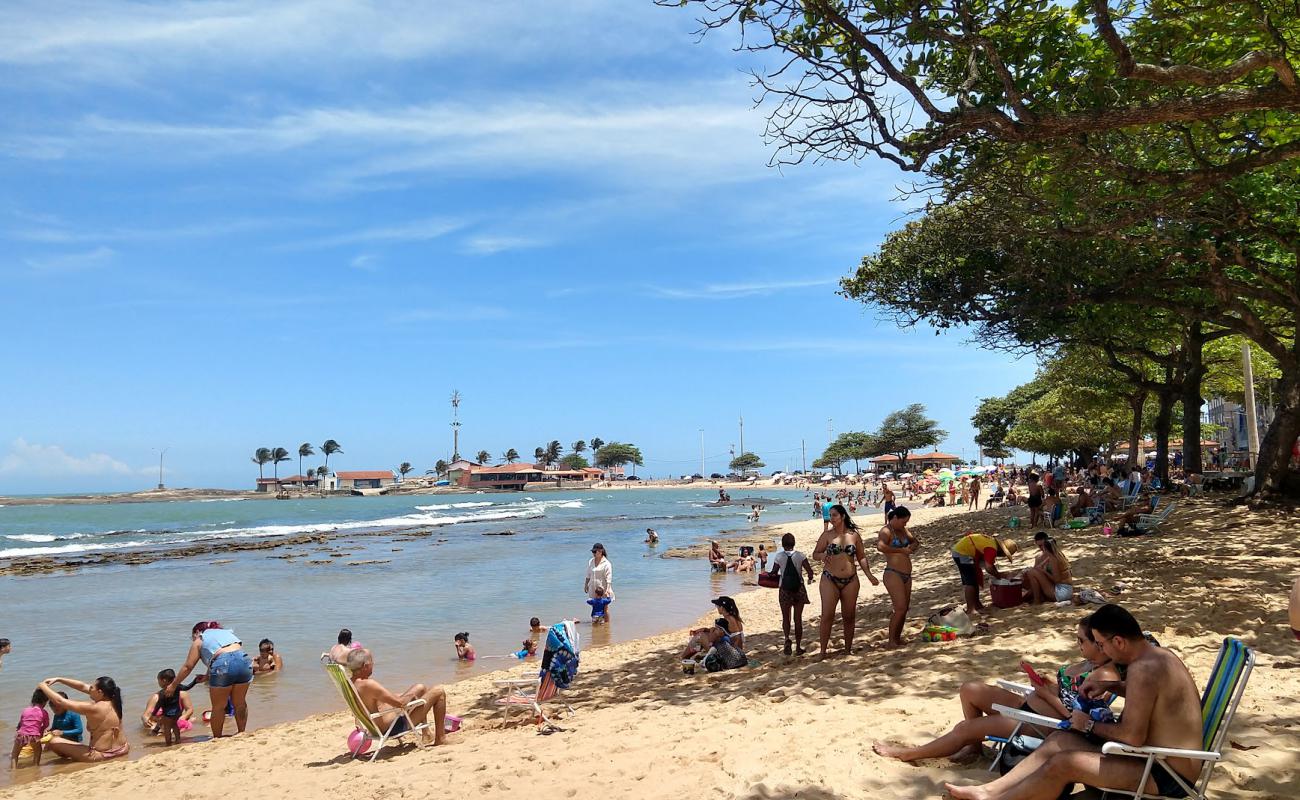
5 462 1298 800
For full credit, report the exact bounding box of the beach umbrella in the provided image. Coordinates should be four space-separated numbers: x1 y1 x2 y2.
923 469 935 475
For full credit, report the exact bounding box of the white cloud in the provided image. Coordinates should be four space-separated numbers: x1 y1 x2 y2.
461 236 546 256
0 438 147 477
286 216 465 249
6 216 290 244
24 246 115 271
388 305 510 324
350 253 380 271
645 277 839 300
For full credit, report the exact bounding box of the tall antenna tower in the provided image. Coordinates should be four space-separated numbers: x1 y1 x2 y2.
450 390 462 462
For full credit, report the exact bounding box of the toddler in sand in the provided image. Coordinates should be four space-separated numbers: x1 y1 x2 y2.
141 669 193 745
11 690 50 767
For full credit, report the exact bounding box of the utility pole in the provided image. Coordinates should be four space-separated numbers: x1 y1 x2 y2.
699 429 705 477
157 447 167 490
801 439 806 475
738 413 745 457
828 418 833 443
1241 343 1260 469
450 390 462 463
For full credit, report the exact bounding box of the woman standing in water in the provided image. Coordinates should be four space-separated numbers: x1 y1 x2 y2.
812 504 879 657
167 621 253 738
877 506 918 648
584 542 614 619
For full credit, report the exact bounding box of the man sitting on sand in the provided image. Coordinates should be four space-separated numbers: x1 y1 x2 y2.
346 648 447 746
945 604 1205 800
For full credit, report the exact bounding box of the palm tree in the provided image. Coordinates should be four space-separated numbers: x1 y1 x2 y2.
251 447 272 480
590 437 605 457
271 447 291 481
534 446 546 464
321 439 343 472
572 440 587 455
476 450 490 465
545 440 563 465
307 468 316 480
298 443 315 480
315 464 327 478
399 462 413 478
434 459 449 475
503 448 519 463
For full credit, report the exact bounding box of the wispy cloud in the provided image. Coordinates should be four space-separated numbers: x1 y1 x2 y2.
5 216 288 244
461 235 546 256
0 438 148 477
285 216 465 249
24 245 115 271
644 277 839 300
350 253 380 271
388 305 510 325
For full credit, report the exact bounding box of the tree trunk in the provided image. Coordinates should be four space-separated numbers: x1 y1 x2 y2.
1181 322 1207 474
1152 389 1176 485
1127 391 1147 470
1252 371 1300 502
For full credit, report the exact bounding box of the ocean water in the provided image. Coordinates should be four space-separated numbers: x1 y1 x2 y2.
0 489 818 786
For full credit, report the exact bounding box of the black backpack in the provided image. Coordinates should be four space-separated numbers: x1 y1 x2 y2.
779 551 803 592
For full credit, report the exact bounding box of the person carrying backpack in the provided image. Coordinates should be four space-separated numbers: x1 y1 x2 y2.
768 533 816 655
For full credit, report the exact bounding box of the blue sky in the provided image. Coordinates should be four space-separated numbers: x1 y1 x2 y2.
0 1 1036 493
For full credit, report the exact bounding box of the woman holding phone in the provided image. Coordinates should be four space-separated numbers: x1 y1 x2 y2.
872 615 1118 763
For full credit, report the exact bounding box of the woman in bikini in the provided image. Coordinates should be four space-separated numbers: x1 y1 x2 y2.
37 676 128 762
877 506 918 648
873 616 1117 762
1022 531 1073 604
812 504 879 657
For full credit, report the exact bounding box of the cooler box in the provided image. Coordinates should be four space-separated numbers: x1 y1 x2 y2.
991 578 1023 609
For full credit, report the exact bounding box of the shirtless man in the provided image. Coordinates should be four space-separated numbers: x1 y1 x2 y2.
345 648 447 745
946 604 1205 800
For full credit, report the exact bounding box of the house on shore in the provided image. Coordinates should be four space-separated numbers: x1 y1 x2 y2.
869 451 962 473
459 462 605 491
335 470 397 490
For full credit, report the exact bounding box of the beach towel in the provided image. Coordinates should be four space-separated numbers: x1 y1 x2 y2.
541 622 580 689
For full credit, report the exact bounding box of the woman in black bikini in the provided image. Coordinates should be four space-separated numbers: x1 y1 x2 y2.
877 506 917 648
1026 473 1044 527
872 616 1118 763
812 504 879 657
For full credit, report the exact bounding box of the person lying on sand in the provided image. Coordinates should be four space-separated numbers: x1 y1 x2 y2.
346 649 447 746
944 604 1204 800
873 615 1117 763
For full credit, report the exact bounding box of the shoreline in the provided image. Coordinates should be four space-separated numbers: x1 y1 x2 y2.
3 498 1296 798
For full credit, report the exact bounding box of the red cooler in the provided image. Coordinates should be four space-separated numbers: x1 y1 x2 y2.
991 578 1023 609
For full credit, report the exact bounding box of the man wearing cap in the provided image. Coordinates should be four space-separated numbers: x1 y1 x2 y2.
951 533 1018 615
583 542 614 618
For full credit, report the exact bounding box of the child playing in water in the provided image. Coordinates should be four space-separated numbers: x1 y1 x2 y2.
514 639 538 659
529 617 545 636
454 632 476 661
587 585 612 624
11 690 49 767
141 669 193 745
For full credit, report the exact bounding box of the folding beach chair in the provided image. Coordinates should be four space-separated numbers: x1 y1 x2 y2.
494 621 580 731
1136 501 1177 533
992 638 1254 800
985 679 1058 773
1118 481 1144 509
320 654 432 762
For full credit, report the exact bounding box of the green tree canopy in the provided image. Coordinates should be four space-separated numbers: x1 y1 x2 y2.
559 453 590 470
729 451 765 472
595 442 644 470
873 405 947 465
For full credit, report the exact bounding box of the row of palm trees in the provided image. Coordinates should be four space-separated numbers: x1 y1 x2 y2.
251 440 342 481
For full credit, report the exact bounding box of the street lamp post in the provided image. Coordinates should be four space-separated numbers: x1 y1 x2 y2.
699 429 705 477
157 447 168 490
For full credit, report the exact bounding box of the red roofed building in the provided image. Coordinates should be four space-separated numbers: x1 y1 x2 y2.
335 470 396 490
868 451 962 472
461 463 606 491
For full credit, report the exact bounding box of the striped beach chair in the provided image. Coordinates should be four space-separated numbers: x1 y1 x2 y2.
320 655 432 762
1098 637 1254 800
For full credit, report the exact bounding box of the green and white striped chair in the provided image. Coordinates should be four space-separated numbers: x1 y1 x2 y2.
1099 637 1254 800
320 655 432 762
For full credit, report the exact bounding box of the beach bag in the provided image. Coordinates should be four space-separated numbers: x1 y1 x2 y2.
757 570 780 589
927 606 974 636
